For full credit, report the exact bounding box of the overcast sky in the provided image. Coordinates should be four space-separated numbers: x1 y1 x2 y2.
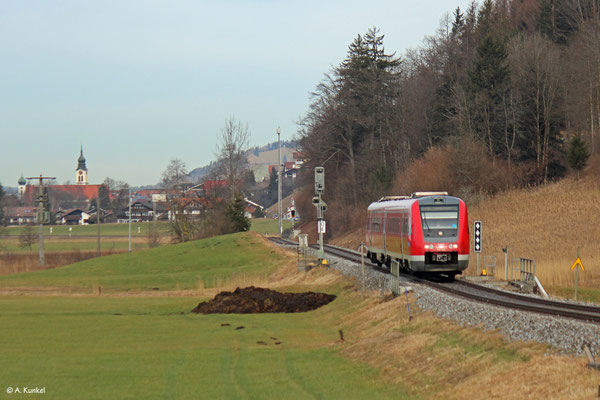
0 0 473 187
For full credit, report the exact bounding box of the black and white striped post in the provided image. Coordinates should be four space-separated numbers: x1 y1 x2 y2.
474 221 482 275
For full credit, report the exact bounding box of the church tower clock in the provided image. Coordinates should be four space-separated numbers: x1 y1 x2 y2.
76 146 88 185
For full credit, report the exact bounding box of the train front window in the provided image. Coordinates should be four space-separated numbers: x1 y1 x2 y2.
420 205 458 238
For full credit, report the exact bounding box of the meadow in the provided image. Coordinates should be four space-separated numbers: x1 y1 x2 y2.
0 296 402 400
1 218 291 239
0 233 283 292
0 218 292 276
0 232 598 399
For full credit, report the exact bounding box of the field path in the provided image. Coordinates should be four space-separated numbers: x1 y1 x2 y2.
277 343 317 399
229 333 249 399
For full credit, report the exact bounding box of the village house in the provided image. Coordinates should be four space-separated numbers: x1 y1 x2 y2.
117 201 154 223
3 206 37 225
56 209 91 225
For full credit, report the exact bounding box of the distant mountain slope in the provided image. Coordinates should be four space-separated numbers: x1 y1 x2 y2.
189 140 298 182
247 148 297 167
188 161 218 182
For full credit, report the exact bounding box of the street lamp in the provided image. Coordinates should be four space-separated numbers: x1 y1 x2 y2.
277 127 282 237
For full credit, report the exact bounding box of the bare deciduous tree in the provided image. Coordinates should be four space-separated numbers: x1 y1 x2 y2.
19 224 37 250
215 117 250 199
161 158 189 190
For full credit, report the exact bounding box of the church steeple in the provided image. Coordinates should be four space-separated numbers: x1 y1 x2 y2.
77 145 87 171
76 146 88 185
18 173 26 200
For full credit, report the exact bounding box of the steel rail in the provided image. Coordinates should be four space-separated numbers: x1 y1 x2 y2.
270 238 600 324
455 279 600 316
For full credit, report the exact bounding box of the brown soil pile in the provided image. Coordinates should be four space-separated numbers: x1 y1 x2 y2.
191 286 336 314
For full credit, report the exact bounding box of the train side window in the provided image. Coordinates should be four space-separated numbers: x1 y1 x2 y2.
388 217 401 234
372 216 382 232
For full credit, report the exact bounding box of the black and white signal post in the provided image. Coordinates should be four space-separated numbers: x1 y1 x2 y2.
474 220 482 274
313 167 326 261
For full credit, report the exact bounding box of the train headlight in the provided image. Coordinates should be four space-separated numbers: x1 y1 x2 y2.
451 244 458 249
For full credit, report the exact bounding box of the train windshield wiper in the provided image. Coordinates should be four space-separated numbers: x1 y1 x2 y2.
422 213 431 236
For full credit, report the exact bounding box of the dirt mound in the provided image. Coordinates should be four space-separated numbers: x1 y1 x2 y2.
191 286 336 314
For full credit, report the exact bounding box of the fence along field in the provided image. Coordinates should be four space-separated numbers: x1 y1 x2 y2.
0 223 166 275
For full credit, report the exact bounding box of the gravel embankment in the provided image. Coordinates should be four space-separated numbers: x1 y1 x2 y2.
322 254 600 358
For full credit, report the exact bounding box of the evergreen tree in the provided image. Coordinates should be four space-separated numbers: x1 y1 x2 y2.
98 184 110 209
537 0 575 45
267 168 278 205
252 207 265 219
468 30 509 156
226 196 250 232
300 27 402 206
0 183 5 226
451 7 464 38
567 135 590 177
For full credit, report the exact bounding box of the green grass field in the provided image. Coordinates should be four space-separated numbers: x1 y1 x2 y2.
0 233 282 292
0 295 405 400
546 286 600 304
248 218 293 235
0 231 410 399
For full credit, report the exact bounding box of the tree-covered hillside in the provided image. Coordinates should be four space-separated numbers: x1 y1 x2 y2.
297 0 600 235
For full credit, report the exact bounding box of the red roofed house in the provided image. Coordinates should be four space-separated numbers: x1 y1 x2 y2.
3 206 37 225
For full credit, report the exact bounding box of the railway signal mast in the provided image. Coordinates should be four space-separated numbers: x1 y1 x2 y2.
26 175 56 266
313 167 326 261
474 221 482 274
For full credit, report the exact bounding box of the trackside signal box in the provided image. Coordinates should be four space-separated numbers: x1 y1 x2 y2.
315 167 325 194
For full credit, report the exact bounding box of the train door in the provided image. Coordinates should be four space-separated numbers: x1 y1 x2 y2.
400 211 404 261
366 212 371 246
382 210 388 255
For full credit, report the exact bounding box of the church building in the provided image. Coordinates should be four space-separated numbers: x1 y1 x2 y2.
20 147 103 210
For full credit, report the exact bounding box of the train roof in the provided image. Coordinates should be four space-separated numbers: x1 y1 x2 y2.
367 193 461 211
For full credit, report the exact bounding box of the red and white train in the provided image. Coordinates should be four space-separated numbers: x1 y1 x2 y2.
365 192 469 279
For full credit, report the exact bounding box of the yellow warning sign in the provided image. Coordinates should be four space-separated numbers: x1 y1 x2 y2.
570 256 584 271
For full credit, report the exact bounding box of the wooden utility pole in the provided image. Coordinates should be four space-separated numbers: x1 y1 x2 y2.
26 175 56 266
128 188 132 252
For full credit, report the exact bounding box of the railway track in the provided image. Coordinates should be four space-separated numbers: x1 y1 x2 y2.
269 237 600 324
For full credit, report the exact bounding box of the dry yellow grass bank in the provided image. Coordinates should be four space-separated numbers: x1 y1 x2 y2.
340 292 599 400
468 176 600 287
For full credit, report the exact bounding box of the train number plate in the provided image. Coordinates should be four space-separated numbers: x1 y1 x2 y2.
433 253 449 262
